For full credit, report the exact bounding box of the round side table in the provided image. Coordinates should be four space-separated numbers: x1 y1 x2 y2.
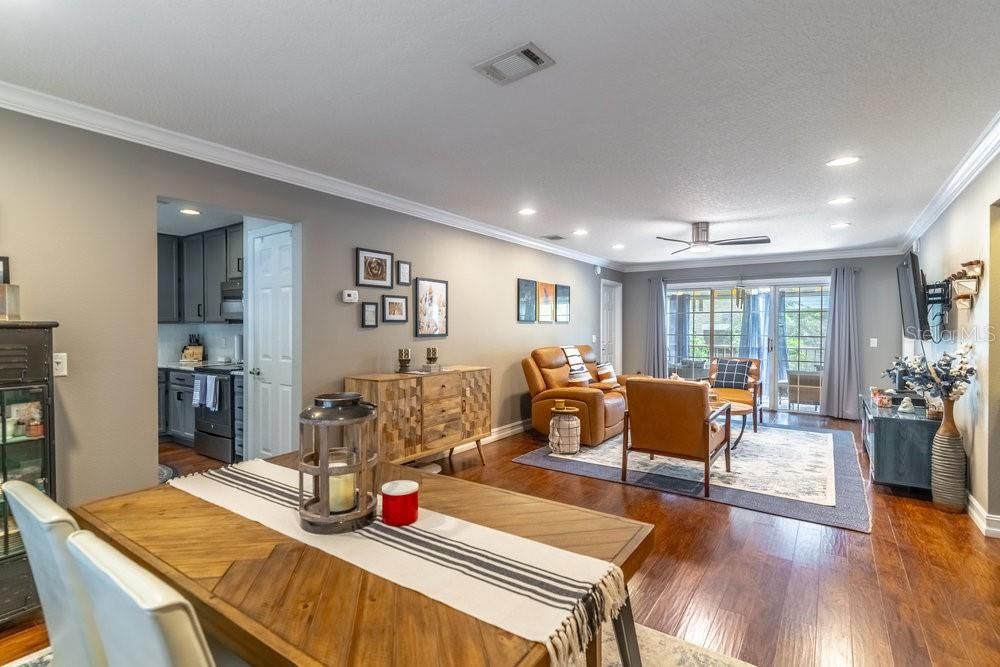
549 405 581 455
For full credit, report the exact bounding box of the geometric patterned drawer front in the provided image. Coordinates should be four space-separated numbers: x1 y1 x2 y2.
461 369 491 440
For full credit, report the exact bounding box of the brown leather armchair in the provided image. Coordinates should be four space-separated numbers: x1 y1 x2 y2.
522 345 641 445
706 357 762 431
623 378 731 497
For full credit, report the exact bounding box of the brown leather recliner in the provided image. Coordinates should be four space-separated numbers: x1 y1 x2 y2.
522 345 641 445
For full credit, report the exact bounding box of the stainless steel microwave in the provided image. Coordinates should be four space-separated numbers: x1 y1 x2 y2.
221 279 243 322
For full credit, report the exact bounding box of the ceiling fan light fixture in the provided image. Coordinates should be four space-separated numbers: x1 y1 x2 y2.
828 196 855 206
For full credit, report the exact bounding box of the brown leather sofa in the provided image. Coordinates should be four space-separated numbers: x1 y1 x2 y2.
522 345 641 445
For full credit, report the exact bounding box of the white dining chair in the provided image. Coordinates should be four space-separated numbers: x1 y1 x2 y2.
2 481 107 667
65 530 246 667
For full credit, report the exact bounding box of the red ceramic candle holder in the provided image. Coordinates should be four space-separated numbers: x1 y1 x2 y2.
381 480 419 526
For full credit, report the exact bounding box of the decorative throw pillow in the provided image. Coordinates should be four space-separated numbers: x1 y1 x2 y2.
714 359 751 389
560 345 587 374
596 362 617 383
567 369 592 386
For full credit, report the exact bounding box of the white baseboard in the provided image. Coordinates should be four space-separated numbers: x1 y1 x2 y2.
968 493 1000 538
419 419 531 463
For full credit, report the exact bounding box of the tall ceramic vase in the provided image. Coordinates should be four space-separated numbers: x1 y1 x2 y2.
930 398 967 512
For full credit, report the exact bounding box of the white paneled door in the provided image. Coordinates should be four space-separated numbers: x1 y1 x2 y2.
600 279 623 371
249 228 295 459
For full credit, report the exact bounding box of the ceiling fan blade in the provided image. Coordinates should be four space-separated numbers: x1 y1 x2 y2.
670 246 692 256
711 236 771 246
656 237 690 245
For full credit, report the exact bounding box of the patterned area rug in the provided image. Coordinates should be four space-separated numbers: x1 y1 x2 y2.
516 424 870 532
157 463 177 484
2 647 52 667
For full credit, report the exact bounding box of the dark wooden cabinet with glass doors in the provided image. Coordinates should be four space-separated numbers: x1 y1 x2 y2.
0 321 58 626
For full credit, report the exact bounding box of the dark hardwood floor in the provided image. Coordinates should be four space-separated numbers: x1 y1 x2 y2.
3 419 996 666
444 412 1000 667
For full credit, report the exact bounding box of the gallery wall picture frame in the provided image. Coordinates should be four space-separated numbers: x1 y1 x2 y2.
355 248 394 288
556 284 571 323
414 277 448 338
396 260 412 286
537 282 556 323
382 294 408 323
361 301 379 328
517 278 537 322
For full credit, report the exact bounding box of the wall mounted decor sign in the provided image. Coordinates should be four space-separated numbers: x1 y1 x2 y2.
0 257 9 284
537 282 555 323
556 284 570 323
415 277 448 337
396 260 412 286
355 248 394 288
361 301 378 328
517 278 537 322
382 295 408 323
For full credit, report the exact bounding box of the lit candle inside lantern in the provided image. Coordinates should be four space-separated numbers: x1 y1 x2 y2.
327 462 356 513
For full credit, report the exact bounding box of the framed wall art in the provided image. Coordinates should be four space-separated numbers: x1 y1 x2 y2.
556 284 571 323
517 278 537 322
537 282 555 323
414 277 448 337
355 248 394 288
361 301 379 328
382 294 408 323
396 260 412 286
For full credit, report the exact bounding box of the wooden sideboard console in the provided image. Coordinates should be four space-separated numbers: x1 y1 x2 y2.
345 366 491 465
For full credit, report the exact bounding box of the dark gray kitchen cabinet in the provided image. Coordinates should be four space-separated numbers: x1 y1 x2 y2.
167 385 195 443
181 234 205 322
157 234 180 322
158 370 167 436
203 229 227 323
226 224 243 279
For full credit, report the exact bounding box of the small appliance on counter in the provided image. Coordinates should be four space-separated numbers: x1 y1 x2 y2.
181 335 205 362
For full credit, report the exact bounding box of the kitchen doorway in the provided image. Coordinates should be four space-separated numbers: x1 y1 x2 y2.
600 279 623 371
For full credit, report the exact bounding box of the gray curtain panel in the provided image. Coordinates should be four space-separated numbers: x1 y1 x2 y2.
644 279 668 377
820 267 862 419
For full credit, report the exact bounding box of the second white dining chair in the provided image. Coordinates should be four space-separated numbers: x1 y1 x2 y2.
2 481 107 667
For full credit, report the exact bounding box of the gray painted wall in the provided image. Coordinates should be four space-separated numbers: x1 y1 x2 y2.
621 255 904 391
0 109 617 506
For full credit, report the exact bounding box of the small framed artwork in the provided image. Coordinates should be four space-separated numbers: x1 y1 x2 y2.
517 278 537 322
382 295 408 323
414 277 448 337
396 260 412 286
0 257 8 285
361 301 379 328
537 282 555 323
556 284 571 323
355 248 394 288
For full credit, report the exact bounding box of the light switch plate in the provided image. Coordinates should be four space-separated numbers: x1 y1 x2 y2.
592 334 598 343
53 352 68 376
869 338 878 348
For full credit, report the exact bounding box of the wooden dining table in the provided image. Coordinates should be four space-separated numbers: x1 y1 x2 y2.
72 459 654 666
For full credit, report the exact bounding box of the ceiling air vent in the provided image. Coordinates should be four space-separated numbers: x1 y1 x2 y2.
474 42 555 85
540 234 566 241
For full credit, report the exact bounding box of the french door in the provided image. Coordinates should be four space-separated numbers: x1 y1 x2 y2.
663 280 829 413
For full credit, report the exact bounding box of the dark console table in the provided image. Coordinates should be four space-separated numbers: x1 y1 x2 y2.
860 396 937 490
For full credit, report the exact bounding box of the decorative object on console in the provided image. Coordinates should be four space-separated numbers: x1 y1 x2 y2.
517 278 537 322
397 348 411 373
897 396 915 413
381 295 408 323
537 282 555 323
396 260 412 286
414 277 448 337
555 284 570 323
360 302 378 328
0 284 20 321
0 256 9 284
884 346 976 511
355 248 394 288
548 400 581 455
297 393 378 534
425 347 438 365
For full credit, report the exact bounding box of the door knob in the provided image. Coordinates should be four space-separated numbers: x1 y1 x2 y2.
249 368 261 376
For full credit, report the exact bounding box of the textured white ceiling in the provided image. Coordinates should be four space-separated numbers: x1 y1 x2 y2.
3 1 999 265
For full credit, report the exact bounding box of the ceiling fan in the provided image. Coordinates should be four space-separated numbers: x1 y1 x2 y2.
657 221 771 255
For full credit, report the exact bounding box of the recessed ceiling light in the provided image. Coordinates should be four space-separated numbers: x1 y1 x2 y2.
612 243 625 250
518 208 536 216
572 229 588 236
831 221 851 229
689 244 711 253
826 156 861 167
179 208 201 216
827 197 855 206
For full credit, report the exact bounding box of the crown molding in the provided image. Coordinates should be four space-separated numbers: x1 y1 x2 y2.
0 80 622 271
620 245 901 273
901 109 1000 249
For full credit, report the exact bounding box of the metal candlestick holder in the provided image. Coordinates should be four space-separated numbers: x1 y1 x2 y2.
297 393 378 534
398 348 411 373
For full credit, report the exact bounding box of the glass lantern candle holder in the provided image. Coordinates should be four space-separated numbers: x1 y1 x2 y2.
298 393 378 534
